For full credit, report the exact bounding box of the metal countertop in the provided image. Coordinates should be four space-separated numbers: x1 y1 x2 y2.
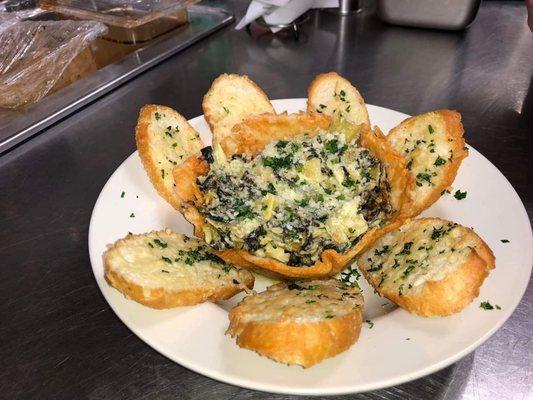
0 1 531 399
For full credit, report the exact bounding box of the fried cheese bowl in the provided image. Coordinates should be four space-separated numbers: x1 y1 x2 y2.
173 115 413 279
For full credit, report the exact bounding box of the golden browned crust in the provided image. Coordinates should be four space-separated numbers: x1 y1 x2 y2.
104 266 254 309
103 230 255 309
227 311 362 368
202 73 275 147
358 217 495 317
220 112 331 157
307 72 370 127
387 110 468 217
135 104 204 210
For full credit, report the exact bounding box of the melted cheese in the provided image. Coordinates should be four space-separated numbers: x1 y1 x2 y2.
105 230 251 292
197 129 392 266
357 219 480 296
235 279 363 324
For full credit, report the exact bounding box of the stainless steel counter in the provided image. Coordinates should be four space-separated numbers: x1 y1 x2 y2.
0 1 531 399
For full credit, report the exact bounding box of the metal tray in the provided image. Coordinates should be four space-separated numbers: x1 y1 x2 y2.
0 4 233 154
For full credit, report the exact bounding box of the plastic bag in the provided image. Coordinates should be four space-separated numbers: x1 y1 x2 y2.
0 19 107 108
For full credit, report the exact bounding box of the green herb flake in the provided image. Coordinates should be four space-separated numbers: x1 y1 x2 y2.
129 213 135 218
501 239 510 243
325 312 335 319
454 190 467 200
161 269 170 273
365 319 374 329
223 106 230 114
434 156 446 166
153 238 168 248
480 301 499 310
120 191 125 198
161 169 166 179
398 242 413 255
305 300 316 304
325 139 339 154
428 125 434 134
161 256 172 264
155 112 161 120
319 104 327 109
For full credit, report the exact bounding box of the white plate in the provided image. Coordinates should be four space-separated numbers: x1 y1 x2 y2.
89 99 532 395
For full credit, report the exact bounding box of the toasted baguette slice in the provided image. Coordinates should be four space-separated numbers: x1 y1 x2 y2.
356 218 495 317
227 279 363 368
387 110 467 217
307 72 370 127
202 74 275 146
104 230 254 309
136 105 204 209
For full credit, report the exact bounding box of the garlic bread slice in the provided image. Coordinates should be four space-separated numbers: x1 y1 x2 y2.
356 218 495 317
387 110 467 217
202 73 275 147
136 105 204 209
227 279 363 368
104 230 254 309
307 72 370 127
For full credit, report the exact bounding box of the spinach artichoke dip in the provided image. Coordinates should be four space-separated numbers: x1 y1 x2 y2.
196 124 393 266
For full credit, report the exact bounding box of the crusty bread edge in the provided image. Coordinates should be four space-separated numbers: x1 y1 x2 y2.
135 104 201 210
103 230 255 309
306 71 370 127
387 109 468 217
360 218 495 317
227 308 362 368
202 73 275 134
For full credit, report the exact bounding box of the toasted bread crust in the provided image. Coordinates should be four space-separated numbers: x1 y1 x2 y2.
103 231 254 309
136 105 204 210
357 218 495 317
202 73 275 146
220 111 331 157
307 72 370 127
227 280 363 368
227 312 362 368
105 267 253 309
387 110 467 217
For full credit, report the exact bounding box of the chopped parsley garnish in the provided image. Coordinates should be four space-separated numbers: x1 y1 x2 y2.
402 264 415 278
340 267 361 287
431 226 445 240
275 140 288 149
153 238 168 248
367 263 383 273
319 104 327 109
155 112 161 120
232 279 240 285
397 242 413 255
161 169 166 179
480 301 500 310
325 139 339 154
161 269 169 273
306 299 316 304
296 198 309 207
406 159 413 170
365 319 374 329
263 154 293 170
416 172 432 186
428 125 434 134
129 213 135 218
325 312 335 319
223 106 230 114
434 156 446 166
161 256 172 264
454 190 467 200
148 242 154 248
374 245 390 256
500 239 510 243
120 191 125 198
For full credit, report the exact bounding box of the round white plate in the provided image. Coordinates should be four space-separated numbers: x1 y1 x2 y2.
89 99 532 395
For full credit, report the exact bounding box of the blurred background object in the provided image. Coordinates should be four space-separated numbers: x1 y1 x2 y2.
377 0 481 30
